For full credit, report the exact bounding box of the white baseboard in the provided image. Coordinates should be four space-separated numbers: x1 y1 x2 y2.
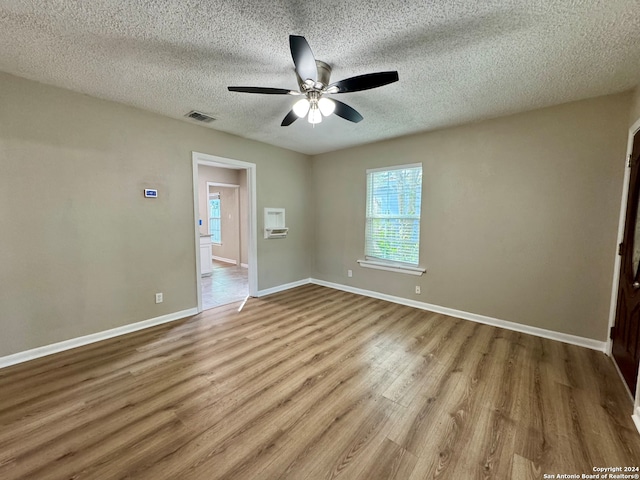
257 278 311 297
212 255 237 265
0 308 198 370
0 279 612 377
611 355 635 401
310 279 607 352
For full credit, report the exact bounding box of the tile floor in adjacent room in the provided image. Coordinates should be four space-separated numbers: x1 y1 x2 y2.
201 260 249 310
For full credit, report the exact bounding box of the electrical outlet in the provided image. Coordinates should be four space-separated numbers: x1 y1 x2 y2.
155 293 163 304
347 269 353 278
415 286 421 294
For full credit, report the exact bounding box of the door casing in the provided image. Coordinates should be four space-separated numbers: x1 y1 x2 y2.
608 117 640 400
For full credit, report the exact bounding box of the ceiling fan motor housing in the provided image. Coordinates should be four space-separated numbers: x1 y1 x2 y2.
296 60 332 90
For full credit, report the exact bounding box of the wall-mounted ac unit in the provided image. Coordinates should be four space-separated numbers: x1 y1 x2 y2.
264 208 288 239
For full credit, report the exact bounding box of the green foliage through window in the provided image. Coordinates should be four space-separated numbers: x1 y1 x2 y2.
365 165 422 265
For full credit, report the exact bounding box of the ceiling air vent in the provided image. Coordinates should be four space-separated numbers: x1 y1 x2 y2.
185 110 216 123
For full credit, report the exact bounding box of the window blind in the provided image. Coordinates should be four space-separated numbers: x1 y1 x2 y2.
365 164 422 265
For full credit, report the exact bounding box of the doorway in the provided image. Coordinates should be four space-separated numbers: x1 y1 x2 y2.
612 127 640 396
192 152 257 312
202 181 246 309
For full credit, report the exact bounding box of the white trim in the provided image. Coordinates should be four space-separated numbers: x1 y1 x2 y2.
207 182 240 188
212 255 237 265
310 279 607 352
366 162 422 174
611 351 635 402
193 152 258 313
365 164 423 268
0 308 198 370
0 277 610 374
256 278 311 297
357 259 425 276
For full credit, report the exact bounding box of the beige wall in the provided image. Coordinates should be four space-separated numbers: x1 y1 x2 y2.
210 186 240 262
197 165 245 263
312 93 631 341
0 66 633 357
0 72 312 357
239 170 248 266
258 157 312 288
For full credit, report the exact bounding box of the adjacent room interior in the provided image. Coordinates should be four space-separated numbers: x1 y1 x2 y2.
1 2 640 478
196 163 249 309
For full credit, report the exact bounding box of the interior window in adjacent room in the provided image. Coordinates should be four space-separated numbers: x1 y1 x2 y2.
209 192 222 244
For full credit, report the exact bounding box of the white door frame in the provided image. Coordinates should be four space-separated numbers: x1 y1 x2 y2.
607 118 640 426
192 152 258 312
607 117 640 356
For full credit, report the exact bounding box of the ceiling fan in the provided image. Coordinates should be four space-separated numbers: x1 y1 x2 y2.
228 35 399 126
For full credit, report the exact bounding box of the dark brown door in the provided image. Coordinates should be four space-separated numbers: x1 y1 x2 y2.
613 129 640 396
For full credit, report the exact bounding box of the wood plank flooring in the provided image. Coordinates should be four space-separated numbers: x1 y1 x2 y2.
0 284 638 479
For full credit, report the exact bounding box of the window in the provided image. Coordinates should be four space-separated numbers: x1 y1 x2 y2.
209 193 221 244
362 164 423 273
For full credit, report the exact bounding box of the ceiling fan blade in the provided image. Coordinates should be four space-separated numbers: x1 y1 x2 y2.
333 99 363 123
281 110 299 126
228 86 296 95
289 35 317 82
329 71 399 93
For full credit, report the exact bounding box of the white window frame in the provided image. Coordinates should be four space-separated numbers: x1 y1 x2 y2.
358 163 426 276
208 191 222 245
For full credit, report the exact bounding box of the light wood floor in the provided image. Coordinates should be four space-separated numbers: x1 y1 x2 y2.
1 284 639 479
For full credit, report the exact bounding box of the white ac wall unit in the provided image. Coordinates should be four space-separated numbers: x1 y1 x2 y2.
264 208 288 239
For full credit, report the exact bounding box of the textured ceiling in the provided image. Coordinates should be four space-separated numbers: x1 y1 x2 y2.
1 1 639 155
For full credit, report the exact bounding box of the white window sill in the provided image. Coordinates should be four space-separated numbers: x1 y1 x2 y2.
357 259 426 276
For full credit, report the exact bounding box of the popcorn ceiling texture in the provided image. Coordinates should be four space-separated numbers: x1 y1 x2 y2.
0 0 639 154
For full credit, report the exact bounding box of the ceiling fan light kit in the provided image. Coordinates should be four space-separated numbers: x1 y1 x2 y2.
308 104 322 125
228 35 399 127
292 91 336 124
318 97 336 116
292 98 310 117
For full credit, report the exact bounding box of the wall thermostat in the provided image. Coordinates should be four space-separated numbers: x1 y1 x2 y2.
144 189 158 198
